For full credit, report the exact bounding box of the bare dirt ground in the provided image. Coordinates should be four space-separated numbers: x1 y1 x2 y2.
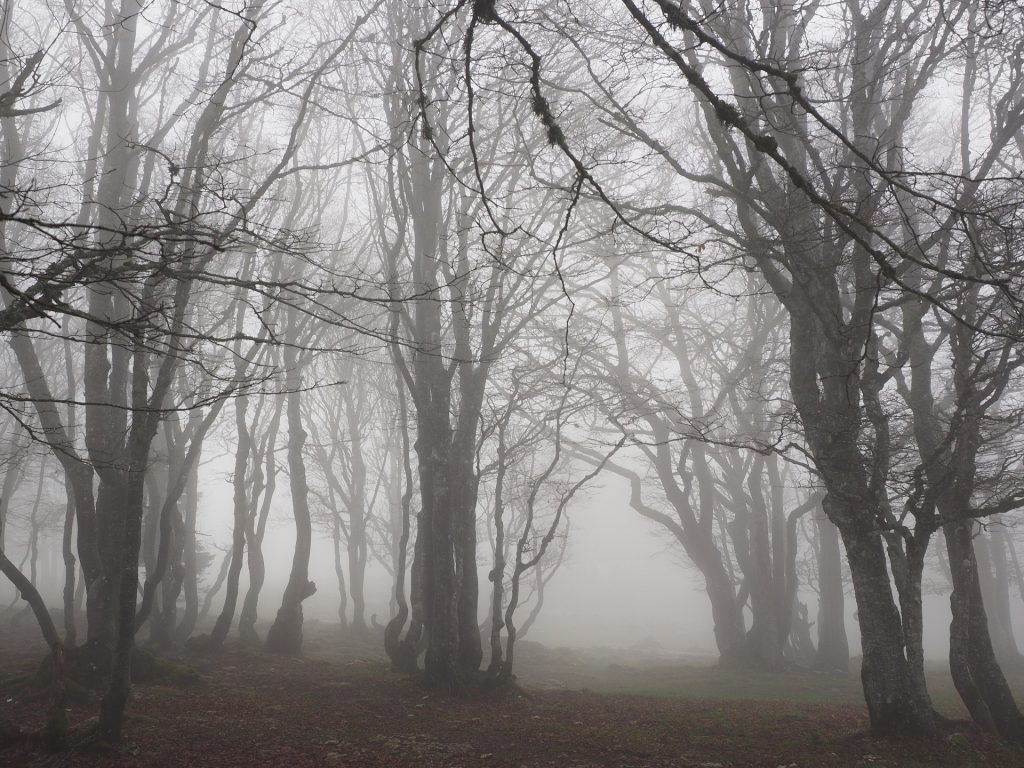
2 619 1022 768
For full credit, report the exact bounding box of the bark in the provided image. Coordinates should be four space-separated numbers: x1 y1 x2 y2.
813 508 849 672
98 268 197 739
265 334 317 655
142 464 167 645
0 546 67 745
239 395 282 646
454 442 483 673
198 549 232 625
782 493 819 664
343 385 369 636
61 482 77 647
782 281 933 736
332 517 349 632
206 392 252 650
978 528 1024 670
61 319 78 647
97 473 145 740
384 379 419 672
136 404 222 638
742 454 784 669
175 458 200 644
945 520 1024 743
899 273 1024 739
6 331 104 641
486 423 509 675
417 394 459 688
840 524 935 737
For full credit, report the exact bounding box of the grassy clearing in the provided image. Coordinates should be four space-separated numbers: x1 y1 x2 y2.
510 641 1020 719
2 623 1024 766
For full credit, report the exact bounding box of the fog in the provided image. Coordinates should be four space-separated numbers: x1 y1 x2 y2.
3 0 1024 762
5 463 1013 663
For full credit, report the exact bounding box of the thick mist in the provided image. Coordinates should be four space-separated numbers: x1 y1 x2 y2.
4 0 1024 764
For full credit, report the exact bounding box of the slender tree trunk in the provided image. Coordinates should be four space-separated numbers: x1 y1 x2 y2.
198 549 231 624
385 382 419 672
175 459 200 644
0 545 67 745
61 319 78 647
977 528 1024 670
332 517 349 632
486 428 509 675
814 507 849 672
945 519 1024 743
454 446 483 674
142 467 167 645
238 393 281 645
885 534 933 723
61 482 77 647
207 393 251 650
343 387 369 636
782 494 818 664
265 336 316 654
742 455 784 669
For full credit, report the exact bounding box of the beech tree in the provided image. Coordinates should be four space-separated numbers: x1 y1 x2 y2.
414 0 1024 738
1 0 382 738
5 0 1024 754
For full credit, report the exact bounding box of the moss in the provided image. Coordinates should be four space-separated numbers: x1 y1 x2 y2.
130 648 200 685
33 643 200 691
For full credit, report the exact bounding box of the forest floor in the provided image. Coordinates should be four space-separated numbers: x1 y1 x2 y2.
2 619 1023 767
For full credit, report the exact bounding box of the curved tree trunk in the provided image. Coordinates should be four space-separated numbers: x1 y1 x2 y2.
813 509 849 672
385 382 419 672
265 336 316 655
977 528 1024 670
0 546 68 745
61 483 77 647
238 393 281 646
206 393 252 650
175 459 200 644
945 519 1024 743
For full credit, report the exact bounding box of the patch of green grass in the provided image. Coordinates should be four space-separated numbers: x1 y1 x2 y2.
134 652 201 686
516 647 1024 722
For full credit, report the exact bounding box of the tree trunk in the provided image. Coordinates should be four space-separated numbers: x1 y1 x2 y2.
61 481 77 647
175 459 200 644
384 383 419 672
814 508 849 672
239 395 282 646
207 392 251 650
343 386 369 636
98 473 146 741
454 450 483 674
840 524 934 738
977 527 1024 670
419 423 458 688
265 338 316 655
332 518 349 632
945 519 1024 743
741 455 784 669
0 546 67 746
